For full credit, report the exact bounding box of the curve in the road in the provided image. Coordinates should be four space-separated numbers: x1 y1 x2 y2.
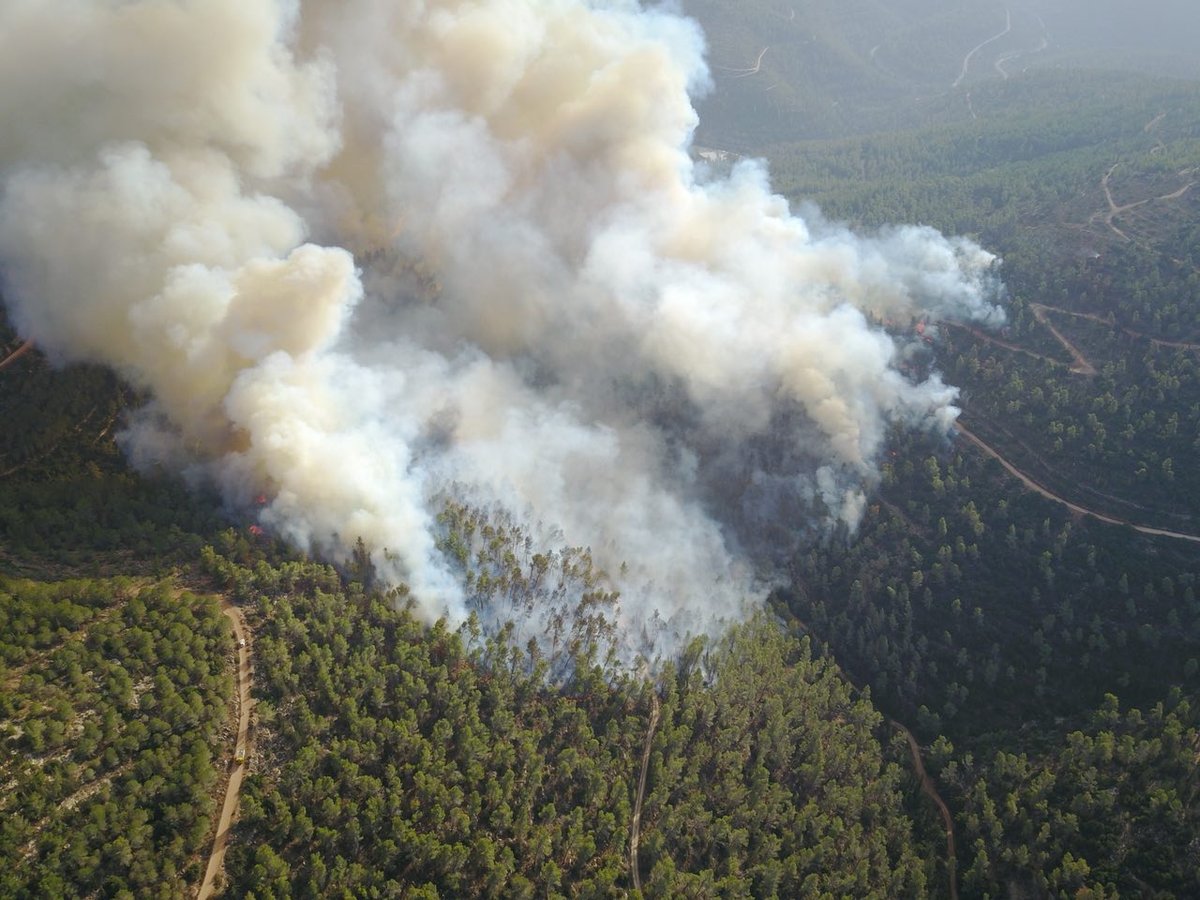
716 46 769 77
892 719 957 900
953 9 1012 89
957 424 1200 544
1093 162 1196 244
994 32 1047 79
943 319 1071 370
1030 303 1200 353
197 600 253 900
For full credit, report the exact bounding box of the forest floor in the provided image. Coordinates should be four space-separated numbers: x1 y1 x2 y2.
197 600 253 900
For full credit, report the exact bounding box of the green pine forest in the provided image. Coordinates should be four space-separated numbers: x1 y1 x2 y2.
3 2 1200 897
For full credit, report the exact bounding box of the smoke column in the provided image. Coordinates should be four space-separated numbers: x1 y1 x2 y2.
0 0 1002 657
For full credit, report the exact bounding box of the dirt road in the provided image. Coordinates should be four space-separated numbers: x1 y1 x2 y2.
994 22 1047 80
197 600 253 899
0 339 34 372
892 719 957 900
1031 303 1200 353
1095 162 1196 243
629 690 661 894
1029 304 1097 375
957 424 1200 544
953 8 1011 89
955 303 1200 380
943 320 1070 370
717 46 769 77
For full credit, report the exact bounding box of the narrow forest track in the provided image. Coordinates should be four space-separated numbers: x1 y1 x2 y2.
0 338 116 481
952 8 1011 89
1 595 132 691
629 690 661 894
1093 161 1196 243
1098 163 1131 242
1033 302 1200 353
891 719 957 900
993 31 1047 79
0 339 34 372
956 424 1200 544
0 404 102 480
1028 304 1097 375
943 320 1071 370
1138 331 1200 352
16 758 139 862
950 301 1200 392
784 608 958 899
716 46 769 77
197 600 253 900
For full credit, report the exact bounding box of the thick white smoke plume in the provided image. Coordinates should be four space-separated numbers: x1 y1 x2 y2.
0 0 1002 657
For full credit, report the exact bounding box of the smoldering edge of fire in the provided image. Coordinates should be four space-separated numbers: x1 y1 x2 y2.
0 0 1004 661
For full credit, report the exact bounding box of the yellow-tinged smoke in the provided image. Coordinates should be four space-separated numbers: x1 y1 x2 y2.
0 0 1003 656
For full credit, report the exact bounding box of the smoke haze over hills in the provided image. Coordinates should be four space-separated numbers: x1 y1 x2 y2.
0 0 1003 656
685 0 1200 148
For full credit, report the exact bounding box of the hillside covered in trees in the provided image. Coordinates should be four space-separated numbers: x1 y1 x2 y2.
3 1 1200 897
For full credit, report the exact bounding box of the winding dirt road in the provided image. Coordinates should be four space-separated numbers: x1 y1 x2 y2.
957 424 1200 544
629 690 661 894
953 9 1011 89
892 719 957 900
993 26 1047 80
197 600 253 900
717 46 769 77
